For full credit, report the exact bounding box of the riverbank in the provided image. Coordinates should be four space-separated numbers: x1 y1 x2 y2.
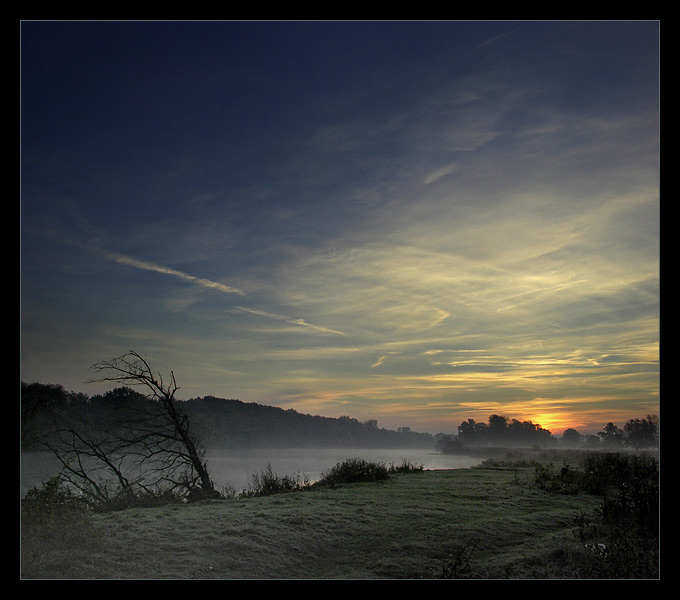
21 461 611 579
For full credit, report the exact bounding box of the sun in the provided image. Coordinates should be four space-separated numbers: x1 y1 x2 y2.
526 412 582 436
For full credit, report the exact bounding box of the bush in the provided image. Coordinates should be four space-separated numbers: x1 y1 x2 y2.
582 453 659 540
535 452 659 578
21 478 100 578
242 464 311 497
534 461 583 494
318 457 390 485
573 508 659 578
22 476 89 522
240 458 420 497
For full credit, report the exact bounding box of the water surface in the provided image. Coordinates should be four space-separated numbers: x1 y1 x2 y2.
21 447 483 496
207 447 483 492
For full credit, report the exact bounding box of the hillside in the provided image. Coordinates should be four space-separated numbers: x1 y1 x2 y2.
20 383 435 450
184 395 435 449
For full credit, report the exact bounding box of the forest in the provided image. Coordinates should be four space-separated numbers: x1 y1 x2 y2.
21 381 659 452
20 382 434 451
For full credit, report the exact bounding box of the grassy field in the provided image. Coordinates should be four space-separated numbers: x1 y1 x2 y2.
20 459 614 580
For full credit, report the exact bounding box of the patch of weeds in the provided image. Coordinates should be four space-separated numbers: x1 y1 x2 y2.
241 464 311 497
388 459 424 474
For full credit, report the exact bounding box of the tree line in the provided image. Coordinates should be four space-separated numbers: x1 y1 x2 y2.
434 413 659 453
23 380 658 454
21 385 435 452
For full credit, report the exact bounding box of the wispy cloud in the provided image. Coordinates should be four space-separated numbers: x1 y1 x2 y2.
103 250 346 335
105 251 246 295
371 352 400 368
423 163 459 185
469 30 516 54
234 306 346 336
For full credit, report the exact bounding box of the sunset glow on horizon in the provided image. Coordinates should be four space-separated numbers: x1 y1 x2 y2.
21 21 659 436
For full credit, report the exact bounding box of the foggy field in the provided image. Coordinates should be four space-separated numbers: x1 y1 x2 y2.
22 463 606 580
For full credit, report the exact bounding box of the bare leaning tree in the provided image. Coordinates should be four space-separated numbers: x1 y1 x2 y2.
43 351 220 506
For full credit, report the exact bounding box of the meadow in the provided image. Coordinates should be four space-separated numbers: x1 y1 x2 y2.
22 453 642 580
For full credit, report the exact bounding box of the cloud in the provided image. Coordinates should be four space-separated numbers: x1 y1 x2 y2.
103 250 346 335
234 306 346 336
105 251 246 296
288 318 347 336
423 163 459 185
469 31 515 53
371 352 400 368
258 162 658 426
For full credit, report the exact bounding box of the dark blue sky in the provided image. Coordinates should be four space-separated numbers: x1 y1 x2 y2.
21 21 659 434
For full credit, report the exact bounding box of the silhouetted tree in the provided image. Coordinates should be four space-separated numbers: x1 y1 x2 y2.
624 415 659 449
434 433 453 452
598 422 624 448
584 434 601 448
456 415 554 447
43 351 219 503
458 418 486 445
488 414 509 444
562 428 582 447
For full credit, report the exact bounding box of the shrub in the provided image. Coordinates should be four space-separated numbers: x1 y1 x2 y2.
318 457 390 485
242 464 310 497
534 462 562 492
388 459 424 474
573 507 659 579
21 478 100 578
582 453 659 538
22 476 88 522
537 452 659 578
534 460 589 494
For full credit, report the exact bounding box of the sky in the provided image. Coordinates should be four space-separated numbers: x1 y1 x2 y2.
20 20 660 436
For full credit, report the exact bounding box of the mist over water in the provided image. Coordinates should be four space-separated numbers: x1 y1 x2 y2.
20 448 483 496
207 448 483 492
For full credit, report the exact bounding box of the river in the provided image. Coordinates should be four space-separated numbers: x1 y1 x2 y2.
20 447 483 496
